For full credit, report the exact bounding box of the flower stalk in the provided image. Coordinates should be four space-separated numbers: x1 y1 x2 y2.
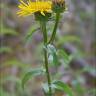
48 13 60 44
40 11 61 96
40 21 52 96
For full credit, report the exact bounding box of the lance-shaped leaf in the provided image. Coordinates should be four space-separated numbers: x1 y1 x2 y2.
42 83 55 96
0 46 12 53
47 44 59 67
0 23 18 36
52 80 74 96
25 23 40 42
1 59 30 68
42 83 49 95
57 35 81 45
58 49 73 65
22 67 45 89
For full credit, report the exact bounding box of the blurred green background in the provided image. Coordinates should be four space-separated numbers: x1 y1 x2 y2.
0 0 96 96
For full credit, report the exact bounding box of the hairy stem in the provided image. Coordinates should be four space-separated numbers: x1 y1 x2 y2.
40 21 52 96
48 13 60 44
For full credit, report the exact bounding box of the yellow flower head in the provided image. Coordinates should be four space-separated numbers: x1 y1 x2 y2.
17 0 52 16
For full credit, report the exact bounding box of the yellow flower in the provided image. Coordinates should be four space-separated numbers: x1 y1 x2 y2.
17 0 52 16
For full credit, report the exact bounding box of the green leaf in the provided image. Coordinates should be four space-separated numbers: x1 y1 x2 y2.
57 35 81 45
83 66 96 76
53 80 74 96
87 88 96 96
22 67 45 89
25 23 40 42
0 46 12 53
72 80 85 96
47 44 59 67
0 88 10 96
1 59 30 68
42 83 55 96
58 49 73 65
0 28 18 36
0 76 22 96
42 83 49 95
0 76 21 85
0 24 18 36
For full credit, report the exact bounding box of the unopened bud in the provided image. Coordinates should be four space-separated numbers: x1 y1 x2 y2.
52 0 67 13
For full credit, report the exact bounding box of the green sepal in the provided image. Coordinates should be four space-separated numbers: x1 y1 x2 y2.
34 12 51 21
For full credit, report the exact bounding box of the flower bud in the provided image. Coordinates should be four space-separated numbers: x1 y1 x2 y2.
52 0 67 13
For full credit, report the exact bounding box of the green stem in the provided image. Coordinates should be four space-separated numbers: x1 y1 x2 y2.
40 21 52 96
48 13 60 44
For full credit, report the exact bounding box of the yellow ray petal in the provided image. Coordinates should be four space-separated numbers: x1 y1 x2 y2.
17 0 52 16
